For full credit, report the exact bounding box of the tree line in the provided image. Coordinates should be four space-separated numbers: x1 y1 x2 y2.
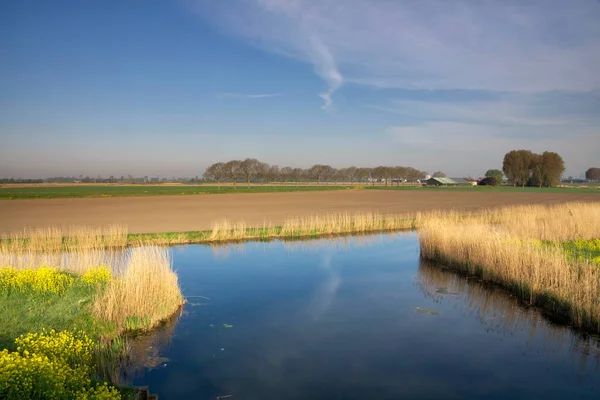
203 159 428 187
502 150 565 187
0 176 201 184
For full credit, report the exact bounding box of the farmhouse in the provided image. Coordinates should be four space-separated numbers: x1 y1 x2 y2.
425 177 458 186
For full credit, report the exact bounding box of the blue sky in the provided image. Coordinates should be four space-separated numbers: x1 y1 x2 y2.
1 0 599 178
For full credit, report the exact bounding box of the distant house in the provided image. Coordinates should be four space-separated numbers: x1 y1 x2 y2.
450 177 477 186
425 177 458 186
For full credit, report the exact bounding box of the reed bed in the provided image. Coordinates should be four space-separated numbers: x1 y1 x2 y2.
204 212 415 243
0 225 184 334
419 202 600 332
0 225 128 274
93 246 183 332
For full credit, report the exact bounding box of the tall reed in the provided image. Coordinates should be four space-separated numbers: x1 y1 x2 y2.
206 212 414 242
419 202 600 332
92 246 183 332
0 226 183 333
0 225 128 274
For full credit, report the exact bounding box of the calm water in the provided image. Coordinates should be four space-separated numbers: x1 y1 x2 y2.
132 233 600 399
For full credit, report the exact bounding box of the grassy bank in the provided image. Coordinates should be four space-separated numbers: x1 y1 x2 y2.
128 212 416 245
0 213 417 248
0 184 352 199
2 183 599 199
418 202 600 332
0 229 184 398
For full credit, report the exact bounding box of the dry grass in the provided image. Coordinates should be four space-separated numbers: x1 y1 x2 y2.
418 202 600 332
206 212 414 242
0 225 128 274
93 246 183 332
0 226 183 333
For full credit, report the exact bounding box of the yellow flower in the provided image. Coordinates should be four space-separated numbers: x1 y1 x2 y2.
1 329 121 399
81 266 112 287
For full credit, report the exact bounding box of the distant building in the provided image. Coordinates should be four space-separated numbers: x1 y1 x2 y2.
450 177 477 186
425 177 458 186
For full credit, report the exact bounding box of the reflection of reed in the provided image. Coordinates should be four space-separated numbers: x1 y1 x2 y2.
417 260 600 366
280 232 406 254
206 234 387 255
105 305 183 385
210 242 247 259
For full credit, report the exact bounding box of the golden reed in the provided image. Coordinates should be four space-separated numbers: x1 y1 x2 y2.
419 202 600 332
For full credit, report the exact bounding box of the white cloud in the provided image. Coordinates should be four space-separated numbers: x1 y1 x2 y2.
372 96 576 128
194 0 600 107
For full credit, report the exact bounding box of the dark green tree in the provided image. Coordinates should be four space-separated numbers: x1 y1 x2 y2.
484 169 503 182
585 167 600 181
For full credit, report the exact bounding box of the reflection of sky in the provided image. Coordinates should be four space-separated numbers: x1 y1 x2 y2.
135 233 600 399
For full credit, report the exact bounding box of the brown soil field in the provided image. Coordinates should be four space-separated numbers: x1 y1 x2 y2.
0 190 598 235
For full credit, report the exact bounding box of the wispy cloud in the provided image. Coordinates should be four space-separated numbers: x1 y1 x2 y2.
194 0 600 105
380 90 600 155
218 93 282 99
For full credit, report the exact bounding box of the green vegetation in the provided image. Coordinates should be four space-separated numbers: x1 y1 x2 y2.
560 239 600 265
0 267 115 350
586 167 600 181
0 184 351 199
0 268 124 398
503 150 565 187
1 329 126 399
0 230 183 398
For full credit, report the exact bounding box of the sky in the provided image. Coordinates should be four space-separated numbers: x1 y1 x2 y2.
1 0 599 178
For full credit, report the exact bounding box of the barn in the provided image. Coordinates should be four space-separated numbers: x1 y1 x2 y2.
450 177 477 186
425 177 458 186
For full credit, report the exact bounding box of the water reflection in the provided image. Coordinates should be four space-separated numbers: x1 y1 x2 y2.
132 233 600 399
205 231 404 259
417 261 600 365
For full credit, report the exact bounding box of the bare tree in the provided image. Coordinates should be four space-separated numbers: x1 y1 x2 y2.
291 168 304 187
344 166 357 185
280 167 293 186
432 171 446 178
405 167 425 182
255 162 270 185
320 165 335 186
204 162 225 189
240 158 261 188
222 160 242 188
308 164 326 185
267 165 280 186
372 166 392 186
392 166 408 185
355 168 371 185
333 168 346 186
